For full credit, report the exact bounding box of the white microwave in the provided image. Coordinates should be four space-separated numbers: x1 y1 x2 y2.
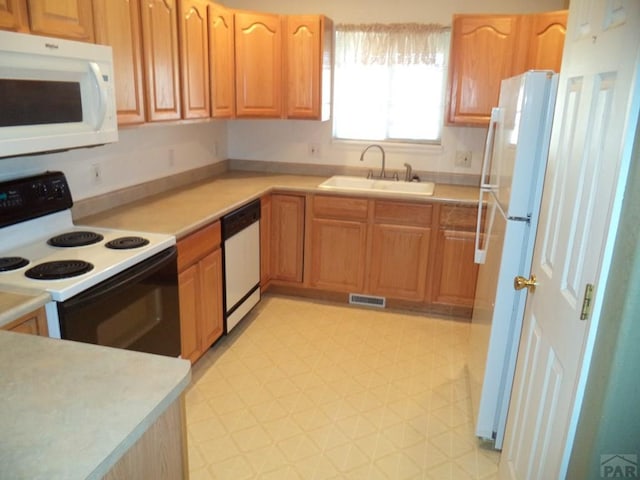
0 31 118 158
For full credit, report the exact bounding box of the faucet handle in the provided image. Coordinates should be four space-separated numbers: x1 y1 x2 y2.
392 171 399 181
403 163 413 182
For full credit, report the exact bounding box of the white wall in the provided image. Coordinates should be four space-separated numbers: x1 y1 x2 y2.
225 0 567 178
0 121 227 201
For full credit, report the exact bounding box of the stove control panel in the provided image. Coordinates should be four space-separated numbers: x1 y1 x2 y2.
0 171 72 228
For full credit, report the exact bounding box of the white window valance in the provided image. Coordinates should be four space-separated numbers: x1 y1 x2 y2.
335 23 450 66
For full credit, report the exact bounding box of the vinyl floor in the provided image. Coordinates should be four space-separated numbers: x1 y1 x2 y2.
185 294 500 480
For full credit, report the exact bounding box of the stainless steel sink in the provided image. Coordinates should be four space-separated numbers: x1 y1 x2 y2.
318 175 435 196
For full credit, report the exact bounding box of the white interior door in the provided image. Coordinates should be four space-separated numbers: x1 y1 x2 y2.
499 1 640 478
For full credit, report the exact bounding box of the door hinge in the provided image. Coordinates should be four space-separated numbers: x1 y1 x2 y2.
580 283 594 321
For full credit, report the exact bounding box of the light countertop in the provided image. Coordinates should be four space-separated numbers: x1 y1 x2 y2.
0 289 51 329
0 331 190 480
79 171 479 239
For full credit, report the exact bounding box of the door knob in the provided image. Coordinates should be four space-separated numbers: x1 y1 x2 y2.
514 274 537 293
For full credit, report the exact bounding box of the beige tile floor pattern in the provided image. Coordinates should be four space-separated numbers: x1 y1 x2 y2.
185 294 500 480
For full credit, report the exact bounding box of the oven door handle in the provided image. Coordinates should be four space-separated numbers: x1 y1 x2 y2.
62 247 177 309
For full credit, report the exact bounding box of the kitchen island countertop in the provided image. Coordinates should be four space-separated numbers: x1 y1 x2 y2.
79 170 479 239
0 330 191 479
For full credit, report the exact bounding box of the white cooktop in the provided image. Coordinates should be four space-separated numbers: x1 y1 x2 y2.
0 211 175 301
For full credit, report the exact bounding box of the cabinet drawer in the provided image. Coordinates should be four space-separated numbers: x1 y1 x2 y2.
439 205 478 229
374 201 433 226
313 195 369 221
177 221 221 270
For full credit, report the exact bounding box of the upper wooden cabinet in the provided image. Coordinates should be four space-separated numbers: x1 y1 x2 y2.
139 0 182 121
93 0 146 125
0 0 28 32
447 15 521 126
1 0 94 40
285 15 332 120
227 10 333 119
208 2 235 118
234 11 283 118
178 0 210 119
525 10 568 72
27 0 95 41
447 11 567 126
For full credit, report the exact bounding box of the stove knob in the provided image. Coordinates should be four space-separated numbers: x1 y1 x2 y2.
54 184 66 199
31 183 48 200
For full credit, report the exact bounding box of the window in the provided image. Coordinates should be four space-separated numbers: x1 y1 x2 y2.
333 23 450 143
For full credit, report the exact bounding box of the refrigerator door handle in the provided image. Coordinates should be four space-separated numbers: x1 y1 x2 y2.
480 107 503 190
475 188 489 264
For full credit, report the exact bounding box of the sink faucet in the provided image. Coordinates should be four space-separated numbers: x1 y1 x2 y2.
359 144 386 179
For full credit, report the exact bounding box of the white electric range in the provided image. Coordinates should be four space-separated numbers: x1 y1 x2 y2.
0 171 181 356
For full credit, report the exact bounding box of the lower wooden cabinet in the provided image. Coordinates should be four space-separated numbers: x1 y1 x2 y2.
369 201 433 301
307 195 368 292
430 205 480 310
103 396 188 480
260 195 272 288
270 194 305 283
264 193 479 316
177 222 223 364
2 307 48 336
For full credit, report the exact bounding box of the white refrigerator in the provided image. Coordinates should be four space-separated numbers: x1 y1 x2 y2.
469 71 558 449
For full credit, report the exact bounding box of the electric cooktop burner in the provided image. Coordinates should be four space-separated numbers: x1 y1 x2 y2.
0 257 29 272
105 236 150 250
25 260 94 280
48 231 104 248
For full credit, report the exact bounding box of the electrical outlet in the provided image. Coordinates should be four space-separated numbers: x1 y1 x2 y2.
455 150 472 168
91 163 102 184
308 143 321 157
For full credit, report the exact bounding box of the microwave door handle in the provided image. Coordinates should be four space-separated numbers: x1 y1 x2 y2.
480 107 502 190
89 62 108 130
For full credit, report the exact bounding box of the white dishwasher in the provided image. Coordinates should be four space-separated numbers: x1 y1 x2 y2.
221 199 261 333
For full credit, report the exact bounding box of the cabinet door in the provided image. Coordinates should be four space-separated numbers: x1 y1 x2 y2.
271 194 305 283
525 10 568 73
368 197 433 303
234 11 282 117
447 15 520 126
2 307 48 336
199 248 223 350
0 0 28 32
179 263 200 363
178 0 210 119
140 0 182 121
260 195 272 288
431 229 478 308
27 0 94 41
208 3 235 118
309 218 367 292
93 0 145 125
285 15 321 119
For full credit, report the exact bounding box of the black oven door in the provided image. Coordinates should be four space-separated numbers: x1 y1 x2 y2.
58 247 181 357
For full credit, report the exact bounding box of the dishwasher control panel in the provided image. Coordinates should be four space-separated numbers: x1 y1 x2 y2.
222 199 261 239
